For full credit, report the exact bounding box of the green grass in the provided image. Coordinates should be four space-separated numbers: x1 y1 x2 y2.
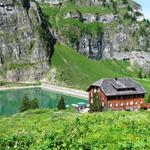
135 78 150 91
0 81 41 87
60 4 114 14
135 78 150 102
0 109 150 149
51 43 138 89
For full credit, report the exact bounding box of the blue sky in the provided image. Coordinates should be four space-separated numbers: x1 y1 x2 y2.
135 0 150 20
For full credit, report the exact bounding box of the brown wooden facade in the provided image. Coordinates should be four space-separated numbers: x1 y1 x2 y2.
88 87 144 111
87 77 147 112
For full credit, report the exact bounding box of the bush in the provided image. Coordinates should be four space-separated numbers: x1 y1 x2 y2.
20 96 39 112
0 81 4 86
57 96 66 110
138 70 143 79
30 98 39 109
0 134 33 150
20 95 30 112
122 0 128 4
147 93 150 103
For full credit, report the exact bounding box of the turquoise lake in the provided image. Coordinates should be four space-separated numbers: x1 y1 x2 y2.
0 88 87 115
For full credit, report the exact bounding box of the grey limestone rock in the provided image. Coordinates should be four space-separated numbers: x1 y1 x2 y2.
0 0 55 81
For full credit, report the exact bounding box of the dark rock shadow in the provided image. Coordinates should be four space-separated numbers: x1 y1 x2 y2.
36 2 57 65
21 0 32 24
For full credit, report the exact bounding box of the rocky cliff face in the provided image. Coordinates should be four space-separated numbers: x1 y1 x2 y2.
41 0 150 72
0 0 55 81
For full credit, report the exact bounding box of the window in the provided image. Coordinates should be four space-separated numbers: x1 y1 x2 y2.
109 103 112 108
121 102 124 106
140 100 143 104
130 101 133 105
126 102 129 106
91 99 93 104
130 95 133 98
140 94 144 98
115 103 118 107
94 88 97 93
125 95 129 99
91 93 93 97
135 101 138 105
102 102 104 107
115 96 118 100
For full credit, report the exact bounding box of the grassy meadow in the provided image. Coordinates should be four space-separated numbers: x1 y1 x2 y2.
0 109 150 149
1 1 150 149
51 43 139 89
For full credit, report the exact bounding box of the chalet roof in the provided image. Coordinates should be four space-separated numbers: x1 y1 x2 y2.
87 78 146 96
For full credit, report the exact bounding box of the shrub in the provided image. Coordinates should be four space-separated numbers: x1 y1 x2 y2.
127 5 132 12
0 81 4 86
57 96 66 110
122 0 128 4
0 134 33 150
20 95 30 112
124 12 131 20
138 70 143 79
30 98 39 109
147 93 150 103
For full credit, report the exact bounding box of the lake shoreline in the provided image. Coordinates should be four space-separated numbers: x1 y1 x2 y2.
0 83 88 100
41 83 88 100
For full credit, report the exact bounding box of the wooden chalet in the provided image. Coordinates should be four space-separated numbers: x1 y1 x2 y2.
87 78 146 111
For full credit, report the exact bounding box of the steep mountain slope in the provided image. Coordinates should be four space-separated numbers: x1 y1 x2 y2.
51 43 138 89
0 0 55 81
40 0 150 72
1 0 149 84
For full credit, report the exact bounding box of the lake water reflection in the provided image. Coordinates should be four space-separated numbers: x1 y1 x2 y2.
0 88 87 115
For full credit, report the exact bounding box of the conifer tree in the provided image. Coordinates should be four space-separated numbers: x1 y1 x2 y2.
90 92 103 112
30 98 39 109
20 95 30 112
57 96 66 110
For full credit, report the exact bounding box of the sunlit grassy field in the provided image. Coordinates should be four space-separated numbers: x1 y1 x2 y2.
0 109 150 149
